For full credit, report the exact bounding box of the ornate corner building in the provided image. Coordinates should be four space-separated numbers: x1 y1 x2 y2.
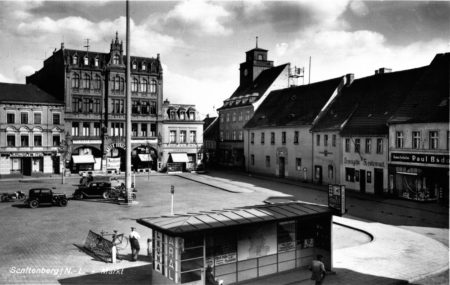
27 33 164 173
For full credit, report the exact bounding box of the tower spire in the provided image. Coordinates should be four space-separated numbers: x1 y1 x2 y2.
256 36 258 48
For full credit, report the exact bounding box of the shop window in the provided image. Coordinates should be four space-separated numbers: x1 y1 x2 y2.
265 156 270 167
261 132 265 144
34 135 42 147
21 112 28 124
21 135 29 147
297 220 316 249
181 234 204 283
294 131 299 144
296 158 302 170
7 113 15 124
365 138 371 153
345 138 350 152
345 167 355 182
316 134 320 146
52 135 60 146
206 230 237 267
170 130 176 143
34 113 42 125
396 131 404 148
324 134 328 146
270 132 275 145
354 138 361 153
355 170 360 182
251 154 255 165
53 113 60 125
376 138 383 154
332 134 336 147
429 131 439 149
251 132 254 144
7 135 15 147
72 122 79 136
282 132 286 144
367 171 372 183
412 131 421 149
278 221 296 252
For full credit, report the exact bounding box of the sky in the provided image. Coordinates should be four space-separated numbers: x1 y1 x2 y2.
0 0 449 118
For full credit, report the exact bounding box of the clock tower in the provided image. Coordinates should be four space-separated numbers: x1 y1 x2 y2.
239 37 274 86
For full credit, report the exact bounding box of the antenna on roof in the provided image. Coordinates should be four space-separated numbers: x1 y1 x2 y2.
308 56 312 84
256 36 258 48
84 38 90 52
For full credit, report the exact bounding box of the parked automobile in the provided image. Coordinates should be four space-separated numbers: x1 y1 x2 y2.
73 182 114 199
1 191 26 202
107 187 137 200
25 188 68 208
90 175 126 189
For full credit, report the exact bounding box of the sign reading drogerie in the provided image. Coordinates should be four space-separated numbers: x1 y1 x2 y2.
391 153 449 165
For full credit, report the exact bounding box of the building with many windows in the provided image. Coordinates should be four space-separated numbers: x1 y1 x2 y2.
387 53 449 204
0 83 64 175
27 33 163 173
217 43 290 168
243 76 347 180
159 99 203 172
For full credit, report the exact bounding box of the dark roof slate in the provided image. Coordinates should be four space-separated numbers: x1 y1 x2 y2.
217 64 288 110
244 77 344 129
0 83 63 104
388 53 450 124
137 201 331 235
204 117 220 140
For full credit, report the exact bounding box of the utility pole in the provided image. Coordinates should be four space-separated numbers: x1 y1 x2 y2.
125 0 132 204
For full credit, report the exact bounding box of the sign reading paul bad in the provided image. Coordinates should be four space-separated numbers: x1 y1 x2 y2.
391 153 449 166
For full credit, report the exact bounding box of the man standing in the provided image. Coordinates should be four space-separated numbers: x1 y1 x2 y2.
129 227 141 261
310 254 327 285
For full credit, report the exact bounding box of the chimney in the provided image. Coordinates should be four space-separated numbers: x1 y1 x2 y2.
345 73 354 86
375 68 392 74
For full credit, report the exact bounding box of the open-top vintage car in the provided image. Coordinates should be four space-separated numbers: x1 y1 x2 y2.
25 188 68 208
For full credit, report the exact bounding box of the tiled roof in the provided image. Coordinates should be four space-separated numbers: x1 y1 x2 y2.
388 53 450 124
217 64 289 110
340 67 426 135
203 116 219 140
0 83 63 104
244 77 343 129
137 201 331 235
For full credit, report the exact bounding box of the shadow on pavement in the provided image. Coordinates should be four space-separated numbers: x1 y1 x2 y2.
58 264 152 285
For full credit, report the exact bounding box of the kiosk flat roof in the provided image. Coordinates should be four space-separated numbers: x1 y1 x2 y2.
137 202 332 235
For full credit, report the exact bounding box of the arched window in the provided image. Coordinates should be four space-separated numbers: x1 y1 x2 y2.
131 78 138 92
93 75 101 90
113 54 120 65
82 74 91 89
72 55 78 65
149 80 157 93
140 79 148 92
72 73 80 88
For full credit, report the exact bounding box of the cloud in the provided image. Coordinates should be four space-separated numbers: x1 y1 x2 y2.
275 42 289 57
14 65 36 82
349 0 369 17
163 0 232 36
0 73 14 83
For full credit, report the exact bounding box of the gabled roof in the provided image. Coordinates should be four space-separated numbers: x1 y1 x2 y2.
0 83 63 104
137 201 331 235
217 64 289 110
244 77 343 129
388 53 450 124
203 116 219 140
340 66 426 135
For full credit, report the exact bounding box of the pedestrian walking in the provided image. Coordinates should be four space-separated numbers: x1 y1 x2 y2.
147 238 153 261
310 254 327 285
129 227 141 261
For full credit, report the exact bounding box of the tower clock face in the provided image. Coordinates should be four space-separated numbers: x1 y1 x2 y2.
244 69 248 76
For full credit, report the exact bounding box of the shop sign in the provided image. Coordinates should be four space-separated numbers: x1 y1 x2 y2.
344 157 385 168
391 153 449 166
278 242 295 253
105 142 126 153
214 252 237 265
328 184 346 216
106 158 120 170
10 152 44 157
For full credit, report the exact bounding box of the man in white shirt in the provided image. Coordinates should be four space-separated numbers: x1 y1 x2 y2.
129 227 141 261
310 254 327 285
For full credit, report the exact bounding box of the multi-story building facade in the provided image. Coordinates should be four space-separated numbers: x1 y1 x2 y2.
27 33 163 173
203 115 219 167
0 83 64 175
159 100 203 172
217 44 290 168
387 53 449 204
243 76 347 181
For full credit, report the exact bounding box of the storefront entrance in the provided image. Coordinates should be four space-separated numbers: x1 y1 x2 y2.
279 157 285 178
22 157 32 176
374 168 383 195
359 170 366 193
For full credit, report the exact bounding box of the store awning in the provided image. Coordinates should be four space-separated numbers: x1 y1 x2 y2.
170 153 189 163
138 154 152 162
137 201 332 235
72 155 95 164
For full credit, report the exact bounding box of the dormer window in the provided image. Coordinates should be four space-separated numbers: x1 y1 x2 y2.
72 55 78 65
257 54 263 60
94 58 99 67
84 57 89 66
189 112 195 120
142 63 146 71
169 110 176 120
179 111 185 120
113 54 120 65
132 62 137 69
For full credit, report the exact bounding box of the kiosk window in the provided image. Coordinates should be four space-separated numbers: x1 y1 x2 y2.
345 168 355 182
297 220 315 249
180 234 204 284
278 221 296 252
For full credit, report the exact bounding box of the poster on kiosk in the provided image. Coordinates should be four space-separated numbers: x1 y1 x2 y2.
328 185 346 216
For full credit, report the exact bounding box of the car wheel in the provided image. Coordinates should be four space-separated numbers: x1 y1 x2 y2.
102 191 109 199
59 199 68 207
132 193 136 200
29 200 39 208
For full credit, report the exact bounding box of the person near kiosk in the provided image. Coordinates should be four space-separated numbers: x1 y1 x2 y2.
129 227 141 261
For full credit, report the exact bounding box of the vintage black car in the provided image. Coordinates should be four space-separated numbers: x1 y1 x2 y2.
25 188 68 208
73 182 114 199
